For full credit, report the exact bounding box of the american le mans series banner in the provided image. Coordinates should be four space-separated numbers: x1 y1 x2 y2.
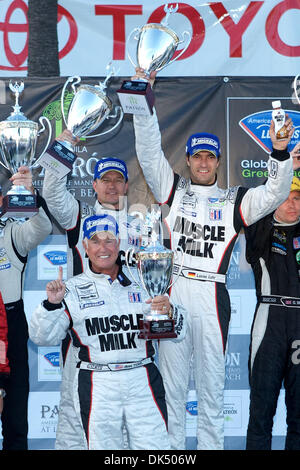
0 75 298 450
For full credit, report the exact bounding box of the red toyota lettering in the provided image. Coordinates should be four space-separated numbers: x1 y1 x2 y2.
209 1 263 57
95 5 142 60
265 0 300 56
148 3 205 59
1 0 28 69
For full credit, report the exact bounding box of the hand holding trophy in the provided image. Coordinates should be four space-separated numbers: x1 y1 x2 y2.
39 63 123 179
126 208 183 339
0 81 52 218
117 3 191 115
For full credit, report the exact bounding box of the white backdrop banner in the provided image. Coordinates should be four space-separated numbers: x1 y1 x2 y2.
0 0 299 77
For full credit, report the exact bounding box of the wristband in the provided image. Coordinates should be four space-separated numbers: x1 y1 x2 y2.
43 299 63 311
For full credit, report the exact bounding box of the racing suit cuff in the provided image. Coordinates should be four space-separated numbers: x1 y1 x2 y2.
36 191 52 220
42 299 63 311
271 148 290 161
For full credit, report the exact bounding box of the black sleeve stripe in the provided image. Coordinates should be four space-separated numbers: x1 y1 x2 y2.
67 199 81 248
233 186 249 232
161 172 180 208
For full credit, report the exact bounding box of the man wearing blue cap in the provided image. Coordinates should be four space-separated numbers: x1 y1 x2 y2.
43 131 138 280
29 214 186 450
42 131 141 449
131 67 296 450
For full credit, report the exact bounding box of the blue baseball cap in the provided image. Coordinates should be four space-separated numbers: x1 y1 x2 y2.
83 214 119 240
94 157 128 182
186 133 221 158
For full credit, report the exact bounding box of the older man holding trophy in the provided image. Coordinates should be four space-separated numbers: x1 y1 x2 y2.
29 213 186 450
0 81 52 449
40 67 144 449
119 2 297 451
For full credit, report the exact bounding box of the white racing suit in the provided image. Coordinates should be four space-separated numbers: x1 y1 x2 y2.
133 110 293 450
43 169 142 449
29 263 186 450
0 194 52 449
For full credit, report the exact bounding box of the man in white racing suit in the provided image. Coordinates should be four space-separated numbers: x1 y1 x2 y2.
0 166 52 449
131 68 294 450
43 130 141 279
43 132 142 448
29 214 186 450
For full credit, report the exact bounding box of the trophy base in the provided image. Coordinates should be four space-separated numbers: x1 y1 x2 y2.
2 193 38 218
38 140 77 178
117 80 154 116
138 318 177 340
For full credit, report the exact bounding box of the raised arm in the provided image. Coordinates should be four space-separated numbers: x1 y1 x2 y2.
42 130 80 230
240 116 294 226
29 267 70 346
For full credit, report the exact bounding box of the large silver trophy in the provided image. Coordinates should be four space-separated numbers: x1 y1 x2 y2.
39 64 123 178
126 208 183 339
117 3 191 115
0 81 52 218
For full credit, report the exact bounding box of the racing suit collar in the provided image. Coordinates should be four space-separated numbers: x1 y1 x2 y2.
188 178 219 196
86 256 131 287
94 199 127 214
273 216 300 227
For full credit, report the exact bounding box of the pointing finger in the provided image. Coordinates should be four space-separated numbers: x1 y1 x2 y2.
58 265 63 281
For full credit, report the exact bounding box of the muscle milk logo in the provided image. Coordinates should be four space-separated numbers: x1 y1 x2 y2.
85 313 143 352
239 109 300 154
174 215 225 258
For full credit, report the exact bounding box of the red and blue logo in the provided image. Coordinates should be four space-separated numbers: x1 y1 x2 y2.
239 109 300 153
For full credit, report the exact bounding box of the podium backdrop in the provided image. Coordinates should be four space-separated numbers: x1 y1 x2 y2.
0 75 299 449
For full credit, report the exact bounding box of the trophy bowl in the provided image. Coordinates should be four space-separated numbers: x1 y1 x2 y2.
40 66 124 179
117 3 191 116
64 82 113 138
0 121 39 181
136 23 181 75
135 244 177 339
126 208 184 339
61 65 123 149
127 3 191 77
0 81 52 217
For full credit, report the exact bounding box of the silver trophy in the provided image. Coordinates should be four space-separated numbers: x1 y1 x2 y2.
61 63 123 150
294 75 300 106
117 3 191 115
129 3 191 76
0 81 52 218
126 208 183 339
39 64 124 178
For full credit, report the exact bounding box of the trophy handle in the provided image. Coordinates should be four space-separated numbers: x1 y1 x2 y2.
294 75 300 105
165 30 191 69
31 116 53 168
127 27 141 69
168 246 184 290
161 3 179 26
83 105 123 139
61 76 81 129
101 62 119 90
125 248 141 286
